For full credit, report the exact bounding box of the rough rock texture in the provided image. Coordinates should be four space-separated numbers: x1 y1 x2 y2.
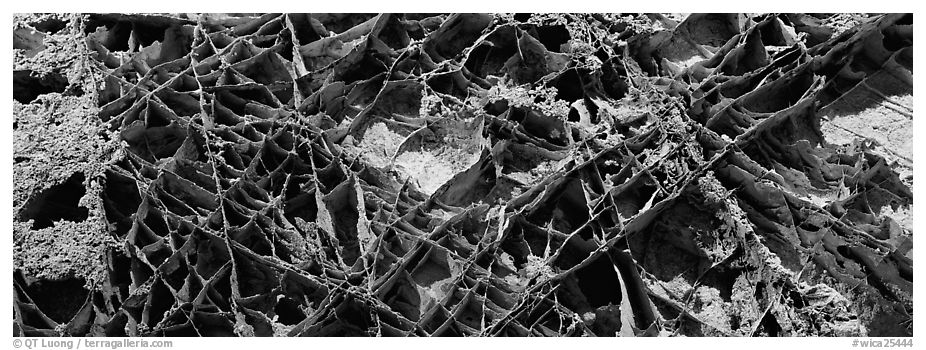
13 13 912 337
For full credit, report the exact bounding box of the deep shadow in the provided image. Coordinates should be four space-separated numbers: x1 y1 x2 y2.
18 172 89 229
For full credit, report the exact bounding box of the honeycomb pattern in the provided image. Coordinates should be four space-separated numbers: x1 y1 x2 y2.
13 13 912 337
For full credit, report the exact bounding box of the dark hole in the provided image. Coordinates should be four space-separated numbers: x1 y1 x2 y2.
335 299 372 334
513 13 532 22
13 70 68 104
464 43 507 78
483 99 509 116
601 61 629 100
575 255 622 307
130 21 168 48
106 248 132 304
754 281 766 299
701 264 741 302
332 199 362 266
18 172 89 230
896 13 912 25
507 107 527 123
31 18 68 34
552 69 584 102
283 187 317 224
534 25 570 52
209 272 233 311
789 290 805 308
65 84 85 98
758 18 790 46
144 103 174 128
836 245 853 258
288 14 323 45
145 280 173 327
594 47 610 64
101 169 141 237
277 39 295 63
20 275 89 324
273 296 307 325
567 106 580 122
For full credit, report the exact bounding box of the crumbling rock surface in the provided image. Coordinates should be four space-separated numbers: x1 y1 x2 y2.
13 13 912 337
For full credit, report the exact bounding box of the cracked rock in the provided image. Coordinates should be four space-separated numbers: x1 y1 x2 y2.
13 13 912 337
